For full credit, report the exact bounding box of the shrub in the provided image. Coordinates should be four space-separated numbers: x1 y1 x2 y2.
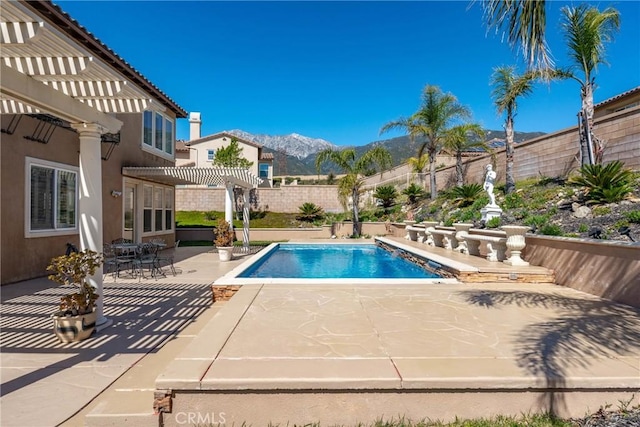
592 206 611 217
625 210 640 224
296 202 324 223
569 160 634 203
523 214 550 229
213 218 235 247
402 183 427 205
450 183 484 207
373 185 398 208
578 223 589 233
486 217 501 228
503 192 525 209
540 224 563 236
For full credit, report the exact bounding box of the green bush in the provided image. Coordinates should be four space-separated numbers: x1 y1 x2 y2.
540 224 563 236
625 210 640 224
592 206 611 217
486 217 501 228
523 214 550 229
578 223 589 233
503 192 525 209
569 160 634 203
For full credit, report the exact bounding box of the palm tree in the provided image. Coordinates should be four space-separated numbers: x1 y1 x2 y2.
561 4 620 165
490 66 539 194
480 0 551 70
382 85 471 199
442 123 488 187
315 146 392 237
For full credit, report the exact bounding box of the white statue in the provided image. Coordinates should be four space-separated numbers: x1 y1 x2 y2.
483 164 497 207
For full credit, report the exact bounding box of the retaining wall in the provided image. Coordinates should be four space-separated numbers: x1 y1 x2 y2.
524 235 640 308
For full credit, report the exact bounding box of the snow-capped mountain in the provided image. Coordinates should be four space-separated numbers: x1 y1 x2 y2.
226 129 337 159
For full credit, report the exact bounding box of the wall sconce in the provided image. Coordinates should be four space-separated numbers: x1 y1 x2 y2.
111 190 122 198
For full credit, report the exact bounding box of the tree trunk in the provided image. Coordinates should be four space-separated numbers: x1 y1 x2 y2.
456 152 464 187
429 150 437 199
504 117 516 194
583 83 596 165
352 188 361 237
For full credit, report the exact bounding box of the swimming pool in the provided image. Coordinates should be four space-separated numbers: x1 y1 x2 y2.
217 239 462 285
237 243 441 279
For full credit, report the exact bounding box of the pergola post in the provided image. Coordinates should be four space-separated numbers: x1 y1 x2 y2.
242 188 250 253
71 122 111 330
224 181 234 224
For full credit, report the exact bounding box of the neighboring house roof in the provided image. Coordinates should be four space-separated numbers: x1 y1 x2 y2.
260 152 274 161
175 140 190 153
18 1 187 118
188 132 263 149
595 86 640 109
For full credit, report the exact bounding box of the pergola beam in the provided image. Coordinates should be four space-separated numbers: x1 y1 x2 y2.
0 63 122 133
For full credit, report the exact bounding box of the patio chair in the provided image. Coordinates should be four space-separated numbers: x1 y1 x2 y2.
103 243 135 280
133 243 162 280
156 240 179 276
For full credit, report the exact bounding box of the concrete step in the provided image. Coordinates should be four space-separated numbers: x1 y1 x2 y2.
85 390 159 427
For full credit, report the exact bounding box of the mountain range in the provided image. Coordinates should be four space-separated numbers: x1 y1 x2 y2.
228 129 545 176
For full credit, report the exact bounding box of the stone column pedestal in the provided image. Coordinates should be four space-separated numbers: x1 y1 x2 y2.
453 223 473 253
421 221 438 246
502 225 530 266
481 205 503 222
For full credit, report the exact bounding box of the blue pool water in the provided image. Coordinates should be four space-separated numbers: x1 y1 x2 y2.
237 244 441 279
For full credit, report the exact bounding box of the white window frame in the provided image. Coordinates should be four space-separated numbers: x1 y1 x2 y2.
141 183 174 236
141 110 175 160
25 157 79 238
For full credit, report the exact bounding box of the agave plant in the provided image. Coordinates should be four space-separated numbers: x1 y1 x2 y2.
569 160 633 204
296 202 324 223
373 185 398 209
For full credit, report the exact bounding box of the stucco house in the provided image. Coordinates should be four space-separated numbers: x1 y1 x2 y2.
0 0 187 286
176 112 274 187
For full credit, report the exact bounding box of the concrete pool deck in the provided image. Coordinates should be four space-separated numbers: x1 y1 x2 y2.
156 239 640 426
1 240 639 426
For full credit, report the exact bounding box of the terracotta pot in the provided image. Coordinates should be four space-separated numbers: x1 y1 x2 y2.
217 246 234 262
52 310 97 343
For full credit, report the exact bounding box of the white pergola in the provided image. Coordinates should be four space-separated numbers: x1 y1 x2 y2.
123 167 262 250
0 1 186 329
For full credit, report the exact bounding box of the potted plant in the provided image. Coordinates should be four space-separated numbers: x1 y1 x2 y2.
47 249 103 343
214 218 235 261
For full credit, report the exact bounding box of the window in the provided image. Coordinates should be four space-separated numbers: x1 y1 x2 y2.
142 184 173 235
143 111 153 146
141 110 175 157
27 159 77 234
164 188 173 231
143 185 153 233
259 163 270 179
154 187 163 232
207 149 215 162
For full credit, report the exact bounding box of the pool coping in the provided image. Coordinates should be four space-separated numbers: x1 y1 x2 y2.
214 237 473 286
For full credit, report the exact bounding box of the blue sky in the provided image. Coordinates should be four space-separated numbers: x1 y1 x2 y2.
57 1 640 147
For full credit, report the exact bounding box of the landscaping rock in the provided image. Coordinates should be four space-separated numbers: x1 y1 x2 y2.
573 206 592 218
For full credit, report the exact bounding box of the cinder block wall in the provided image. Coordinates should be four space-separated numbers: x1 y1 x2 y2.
176 185 343 214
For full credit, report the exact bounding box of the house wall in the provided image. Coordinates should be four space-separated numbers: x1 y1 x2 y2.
1 113 178 285
1 116 82 284
184 136 260 177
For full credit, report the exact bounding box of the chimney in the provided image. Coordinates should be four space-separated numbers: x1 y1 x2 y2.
189 112 201 141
